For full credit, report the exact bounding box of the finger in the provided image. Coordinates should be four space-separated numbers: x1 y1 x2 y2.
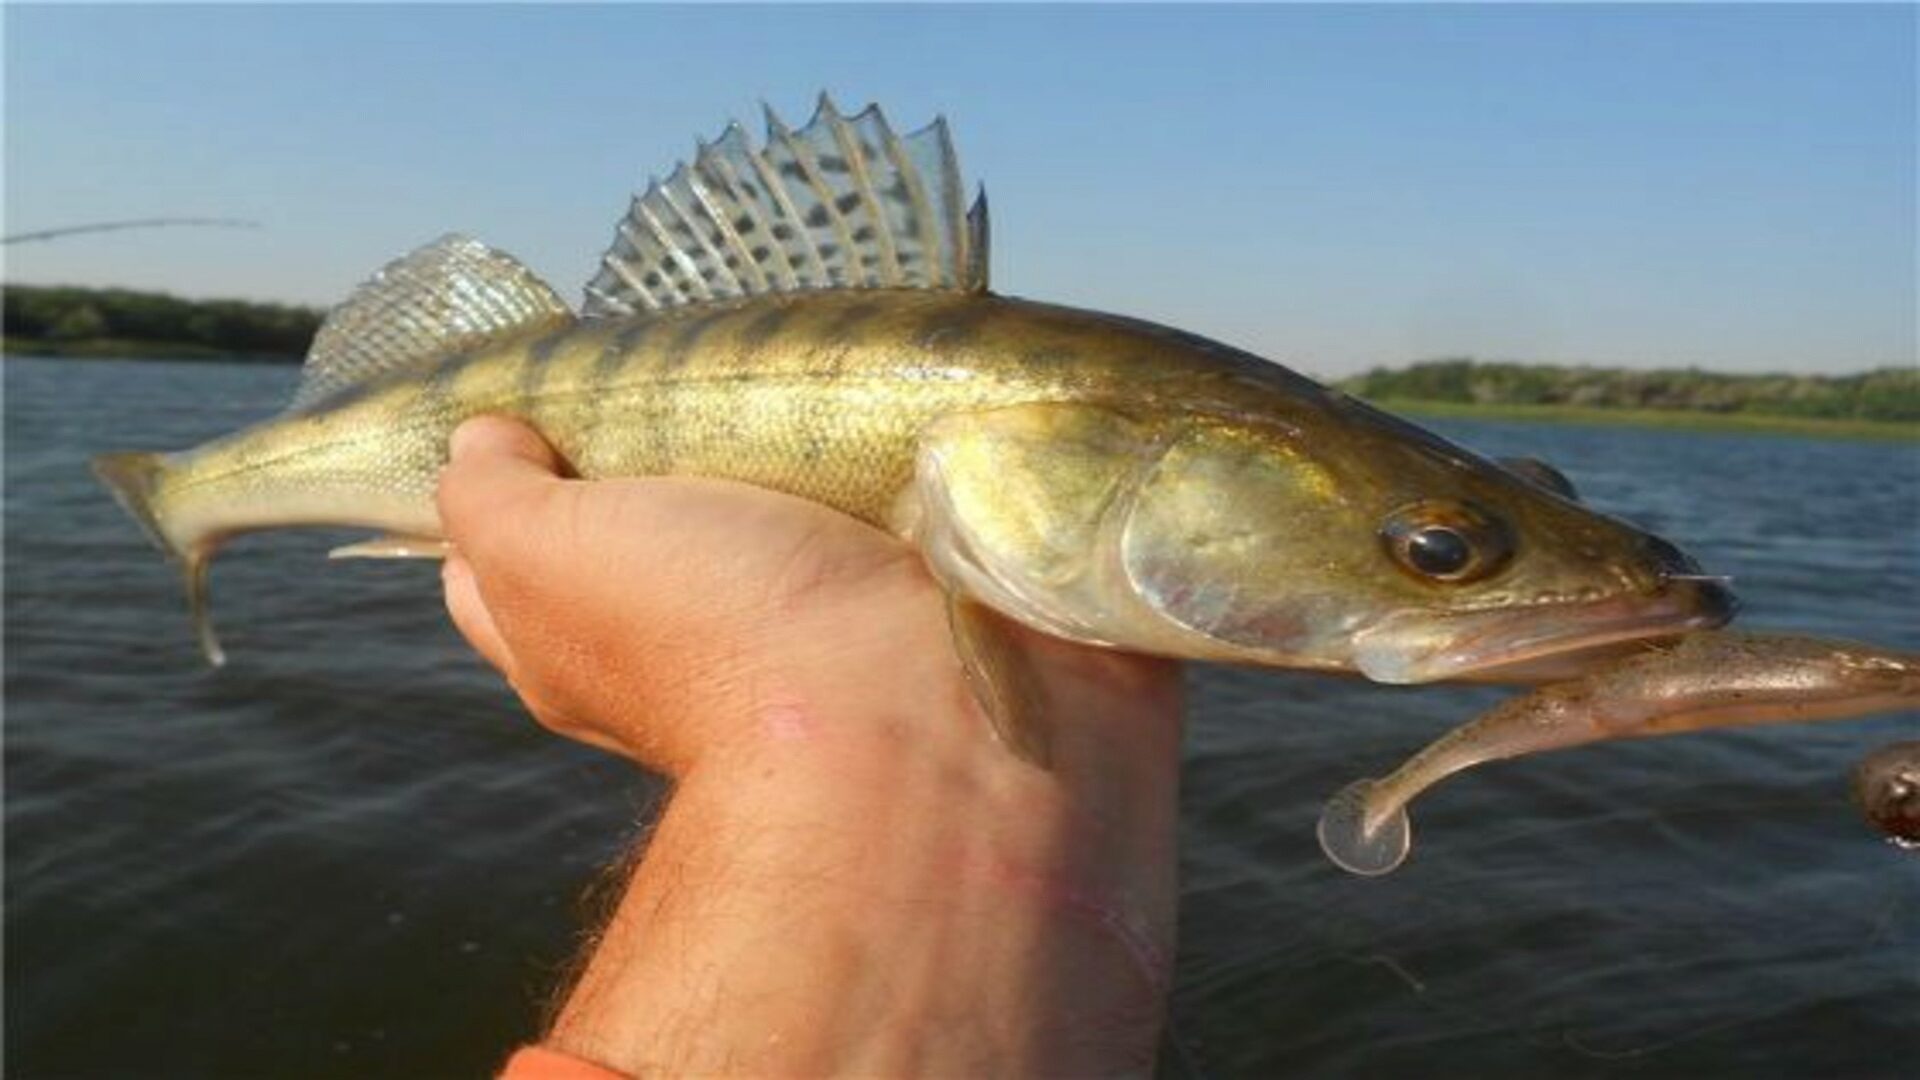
436 417 653 743
441 551 514 675
436 415 573 569
452 413 566 475
445 549 632 758
439 417 741 633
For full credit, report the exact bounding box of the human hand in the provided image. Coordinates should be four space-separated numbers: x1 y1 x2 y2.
437 416 1186 1076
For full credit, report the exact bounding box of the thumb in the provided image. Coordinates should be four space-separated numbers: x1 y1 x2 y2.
437 415 572 564
436 414 605 652
446 412 568 486
435 416 613 738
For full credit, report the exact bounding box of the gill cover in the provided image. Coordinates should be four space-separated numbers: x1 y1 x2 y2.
910 404 1349 665
909 403 1170 768
1118 419 1355 661
910 403 1160 646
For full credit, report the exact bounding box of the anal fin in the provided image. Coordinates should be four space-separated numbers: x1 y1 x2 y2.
947 593 1052 768
328 535 450 560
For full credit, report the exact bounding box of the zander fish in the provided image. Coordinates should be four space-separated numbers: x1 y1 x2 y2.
1317 631 1920 875
94 97 1737 763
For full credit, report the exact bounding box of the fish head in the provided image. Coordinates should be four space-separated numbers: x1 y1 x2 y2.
1116 401 1739 683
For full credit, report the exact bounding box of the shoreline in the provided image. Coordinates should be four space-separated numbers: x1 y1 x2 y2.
1367 397 1918 442
1 339 299 363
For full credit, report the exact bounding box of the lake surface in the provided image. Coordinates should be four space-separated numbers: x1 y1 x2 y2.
7 356 1917 1078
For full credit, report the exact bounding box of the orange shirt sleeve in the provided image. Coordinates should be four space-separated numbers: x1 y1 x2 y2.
497 1045 630 1080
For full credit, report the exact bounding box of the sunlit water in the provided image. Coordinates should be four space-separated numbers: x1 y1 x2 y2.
7 357 1917 1077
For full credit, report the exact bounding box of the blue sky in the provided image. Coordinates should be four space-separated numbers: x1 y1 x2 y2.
5 4 1913 377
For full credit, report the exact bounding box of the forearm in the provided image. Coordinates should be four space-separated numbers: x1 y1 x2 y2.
543 656 1182 1077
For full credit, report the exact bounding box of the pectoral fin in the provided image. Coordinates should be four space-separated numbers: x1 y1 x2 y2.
947 593 1052 768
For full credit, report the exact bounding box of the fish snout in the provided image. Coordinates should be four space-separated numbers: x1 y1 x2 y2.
1640 534 1740 628
1671 575 1740 628
1641 534 1702 577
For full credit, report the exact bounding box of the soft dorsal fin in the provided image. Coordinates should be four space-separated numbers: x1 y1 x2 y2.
291 235 572 410
581 95 990 317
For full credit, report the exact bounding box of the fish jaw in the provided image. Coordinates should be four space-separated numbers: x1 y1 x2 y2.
1347 577 1739 684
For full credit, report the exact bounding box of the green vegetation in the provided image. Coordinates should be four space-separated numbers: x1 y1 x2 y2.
3 284 320 361
1366 398 1916 442
1340 358 1920 424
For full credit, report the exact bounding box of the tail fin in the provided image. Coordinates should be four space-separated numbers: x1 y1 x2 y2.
92 452 224 667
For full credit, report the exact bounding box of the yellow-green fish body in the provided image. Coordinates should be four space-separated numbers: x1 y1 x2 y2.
97 99 1736 748
141 289 1316 538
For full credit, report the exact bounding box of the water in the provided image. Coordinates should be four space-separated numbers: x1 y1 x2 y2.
7 356 1917 1077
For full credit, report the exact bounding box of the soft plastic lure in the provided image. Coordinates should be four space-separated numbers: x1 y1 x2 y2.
1320 631 1920 875
1853 740 1920 848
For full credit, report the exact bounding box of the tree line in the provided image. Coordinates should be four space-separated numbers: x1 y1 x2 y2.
3 284 321 359
1339 358 1919 423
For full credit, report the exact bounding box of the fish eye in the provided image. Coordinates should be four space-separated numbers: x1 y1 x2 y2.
1380 500 1513 584
1406 526 1472 576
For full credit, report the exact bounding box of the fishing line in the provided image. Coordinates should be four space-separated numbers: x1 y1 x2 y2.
2 217 260 244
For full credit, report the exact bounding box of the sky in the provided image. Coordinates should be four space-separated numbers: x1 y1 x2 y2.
4 3 1913 377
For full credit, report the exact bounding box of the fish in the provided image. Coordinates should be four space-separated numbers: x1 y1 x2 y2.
94 96 1737 764
1852 740 1920 848
1316 631 1920 875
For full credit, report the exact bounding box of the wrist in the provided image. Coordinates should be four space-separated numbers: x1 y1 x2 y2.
549 676 1175 1077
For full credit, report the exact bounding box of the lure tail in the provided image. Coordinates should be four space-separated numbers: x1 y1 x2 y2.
93 450 225 666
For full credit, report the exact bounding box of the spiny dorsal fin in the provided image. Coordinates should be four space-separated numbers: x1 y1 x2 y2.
582 95 990 317
965 187 989 294
292 235 572 410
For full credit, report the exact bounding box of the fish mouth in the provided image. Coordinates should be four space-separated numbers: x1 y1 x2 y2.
1350 577 1739 685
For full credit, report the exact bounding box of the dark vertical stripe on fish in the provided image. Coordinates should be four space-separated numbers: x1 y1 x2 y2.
819 301 883 378
823 300 883 341
737 304 794 353
579 318 661 457
593 316 660 386
420 347 484 417
518 327 572 404
663 308 732 372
